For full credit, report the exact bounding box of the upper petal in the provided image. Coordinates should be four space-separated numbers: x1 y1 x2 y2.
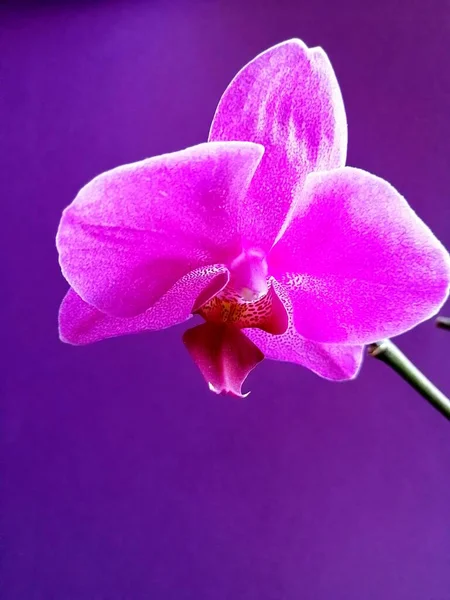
56 141 263 317
245 281 364 381
209 39 347 250
183 322 264 398
269 167 450 344
59 265 229 345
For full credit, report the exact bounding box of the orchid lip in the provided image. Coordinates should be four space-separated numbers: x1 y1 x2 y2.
207 380 250 398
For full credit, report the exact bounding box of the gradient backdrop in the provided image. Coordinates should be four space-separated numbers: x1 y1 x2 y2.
2 1 450 598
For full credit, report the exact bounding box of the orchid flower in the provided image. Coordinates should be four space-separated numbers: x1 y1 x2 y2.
56 39 450 397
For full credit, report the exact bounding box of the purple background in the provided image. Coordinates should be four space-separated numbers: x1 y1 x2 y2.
2 1 450 598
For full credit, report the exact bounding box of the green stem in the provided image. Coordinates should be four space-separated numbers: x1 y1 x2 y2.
436 316 450 330
368 339 450 421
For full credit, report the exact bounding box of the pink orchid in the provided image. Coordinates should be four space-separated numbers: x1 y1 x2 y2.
56 39 450 397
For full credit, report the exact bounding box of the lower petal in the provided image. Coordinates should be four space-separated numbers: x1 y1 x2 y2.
246 328 363 381
245 281 364 380
59 266 229 345
182 323 264 397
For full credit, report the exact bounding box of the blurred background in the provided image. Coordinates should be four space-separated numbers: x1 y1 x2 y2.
1 0 450 598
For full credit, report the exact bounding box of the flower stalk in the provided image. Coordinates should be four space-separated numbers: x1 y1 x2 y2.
368 340 450 420
436 316 450 330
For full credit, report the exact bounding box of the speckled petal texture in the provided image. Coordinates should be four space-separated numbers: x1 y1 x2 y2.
57 141 263 317
269 167 450 344
209 39 347 249
183 323 264 397
59 266 229 345
245 282 364 380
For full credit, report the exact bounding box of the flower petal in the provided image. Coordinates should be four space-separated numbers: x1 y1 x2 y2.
57 141 264 317
269 167 450 344
60 266 229 345
209 39 347 249
245 281 363 380
183 323 264 397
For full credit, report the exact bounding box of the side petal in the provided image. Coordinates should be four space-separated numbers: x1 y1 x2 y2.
209 39 347 250
57 141 263 317
59 266 229 345
245 281 363 381
269 167 450 344
183 323 264 397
